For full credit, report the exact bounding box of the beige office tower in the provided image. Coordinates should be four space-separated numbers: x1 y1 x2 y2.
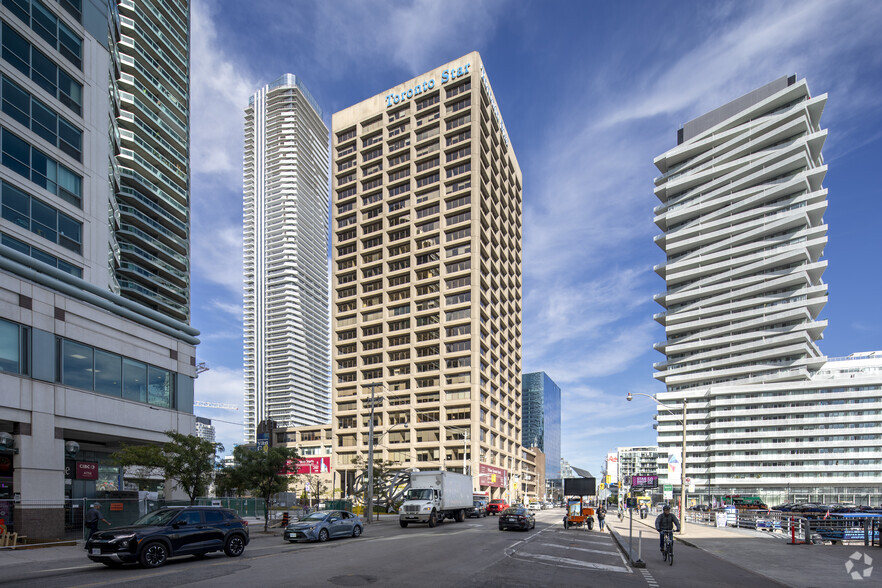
331 52 523 501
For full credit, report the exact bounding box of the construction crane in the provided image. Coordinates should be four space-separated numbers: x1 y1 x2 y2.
194 401 239 411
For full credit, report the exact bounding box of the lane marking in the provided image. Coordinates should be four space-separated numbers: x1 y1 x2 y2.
537 542 620 556
513 552 631 573
640 568 659 587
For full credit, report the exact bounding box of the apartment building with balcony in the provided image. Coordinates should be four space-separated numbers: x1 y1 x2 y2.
330 52 523 500
242 74 330 443
652 76 882 505
1 0 198 540
616 446 658 481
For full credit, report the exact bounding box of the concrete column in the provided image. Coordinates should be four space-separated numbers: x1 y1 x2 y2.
14 405 65 541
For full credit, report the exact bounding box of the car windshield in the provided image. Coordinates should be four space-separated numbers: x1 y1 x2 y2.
406 489 433 501
130 509 181 527
473 501 482 507
301 512 329 522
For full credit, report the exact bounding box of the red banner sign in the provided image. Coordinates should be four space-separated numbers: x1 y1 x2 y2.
285 457 331 475
76 461 98 480
478 464 507 488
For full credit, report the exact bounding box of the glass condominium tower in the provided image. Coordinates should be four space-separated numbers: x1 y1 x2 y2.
653 76 882 504
522 372 561 480
1 0 198 538
243 75 330 443
331 52 523 498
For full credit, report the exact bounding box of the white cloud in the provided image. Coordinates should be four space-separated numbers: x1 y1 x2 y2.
194 366 245 453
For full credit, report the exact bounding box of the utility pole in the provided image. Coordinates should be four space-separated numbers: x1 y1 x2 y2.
366 382 376 524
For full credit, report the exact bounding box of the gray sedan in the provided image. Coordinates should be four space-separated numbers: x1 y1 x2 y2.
284 510 363 543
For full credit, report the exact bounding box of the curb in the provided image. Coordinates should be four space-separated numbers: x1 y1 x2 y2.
607 525 646 568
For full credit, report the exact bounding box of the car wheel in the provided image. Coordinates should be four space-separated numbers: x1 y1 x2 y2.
428 511 437 528
499 525 505 531
224 534 246 557
139 541 168 568
352 525 362 538
400 521 408 528
532 519 536 529
318 529 329 542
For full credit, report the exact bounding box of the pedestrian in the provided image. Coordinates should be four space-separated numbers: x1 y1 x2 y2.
85 503 110 542
596 504 606 531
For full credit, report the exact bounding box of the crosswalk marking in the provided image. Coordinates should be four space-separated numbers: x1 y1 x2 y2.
512 552 631 573
537 542 620 556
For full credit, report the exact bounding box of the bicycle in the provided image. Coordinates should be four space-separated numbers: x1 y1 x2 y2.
661 530 674 565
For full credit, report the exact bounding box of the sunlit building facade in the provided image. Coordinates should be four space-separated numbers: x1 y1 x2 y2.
330 52 523 500
653 76 882 505
242 74 330 443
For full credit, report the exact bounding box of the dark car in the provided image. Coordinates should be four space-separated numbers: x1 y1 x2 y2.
498 506 535 531
487 499 508 515
284 510 363 543
468 500 488 518
86 506 249 568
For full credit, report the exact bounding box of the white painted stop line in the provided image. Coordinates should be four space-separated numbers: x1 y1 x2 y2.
515 552 631 573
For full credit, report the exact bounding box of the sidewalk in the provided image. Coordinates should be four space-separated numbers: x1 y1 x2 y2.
607 513 875 587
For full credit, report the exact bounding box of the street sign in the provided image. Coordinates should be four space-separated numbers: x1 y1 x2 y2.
663 484 673 500
598 489 611 500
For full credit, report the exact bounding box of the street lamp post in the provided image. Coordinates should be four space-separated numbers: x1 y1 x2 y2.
627 392 688 536
366 382 379 525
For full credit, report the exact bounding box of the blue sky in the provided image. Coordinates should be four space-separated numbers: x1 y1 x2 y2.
187 0 882 476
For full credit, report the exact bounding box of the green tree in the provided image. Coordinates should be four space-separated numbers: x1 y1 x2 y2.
226 445 300 532
303 474 329 507
111 431 222 505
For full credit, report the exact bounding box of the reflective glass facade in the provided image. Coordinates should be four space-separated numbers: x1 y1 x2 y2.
522 371 560 480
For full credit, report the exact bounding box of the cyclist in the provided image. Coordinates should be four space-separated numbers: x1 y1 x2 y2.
654 505 681 553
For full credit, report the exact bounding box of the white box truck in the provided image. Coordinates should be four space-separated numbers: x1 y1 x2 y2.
399 471 473 528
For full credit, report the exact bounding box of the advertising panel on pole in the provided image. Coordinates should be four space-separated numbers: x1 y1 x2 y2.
479 464 507 488
631 475 659 489
667 449 682 481
663 484 673 500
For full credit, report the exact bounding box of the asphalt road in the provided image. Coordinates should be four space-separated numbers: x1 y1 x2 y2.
2 509 786 587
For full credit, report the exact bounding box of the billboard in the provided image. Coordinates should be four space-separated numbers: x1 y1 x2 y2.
563 477 596 496
479 464 507 488
285 457 331 474
631 475 659 489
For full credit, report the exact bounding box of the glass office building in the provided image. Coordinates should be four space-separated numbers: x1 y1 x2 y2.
522 372 560 480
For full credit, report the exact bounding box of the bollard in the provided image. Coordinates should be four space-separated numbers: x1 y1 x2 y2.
638 530 643 562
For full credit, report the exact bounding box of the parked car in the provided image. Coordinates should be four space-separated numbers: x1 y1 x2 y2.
86 506 249 568
487 499 509 515
542 502 553 510
498 506 536 531
284 510 363 543
468 499 488 518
